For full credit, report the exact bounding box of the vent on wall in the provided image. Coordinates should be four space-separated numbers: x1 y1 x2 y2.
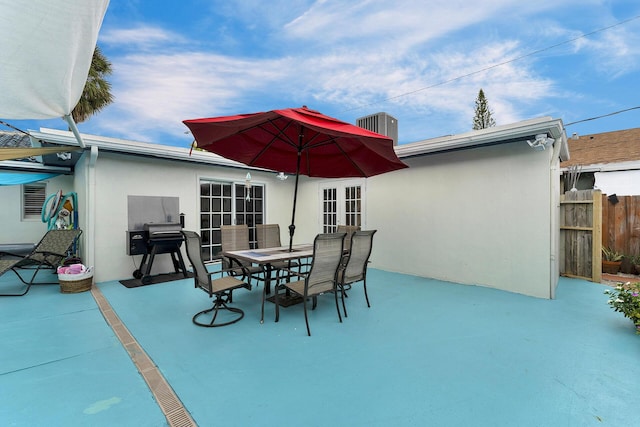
356 112 398 145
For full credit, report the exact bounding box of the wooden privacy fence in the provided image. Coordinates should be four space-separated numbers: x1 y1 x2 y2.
560 190 602 282
560 190 640 281
602 193 640 258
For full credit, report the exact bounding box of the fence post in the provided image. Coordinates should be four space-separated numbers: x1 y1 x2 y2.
592 190 602 283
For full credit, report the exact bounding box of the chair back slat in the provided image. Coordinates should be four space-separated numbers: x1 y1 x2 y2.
306 233 345 296
256 224 281 248
182 230 212 295
343 230 377 283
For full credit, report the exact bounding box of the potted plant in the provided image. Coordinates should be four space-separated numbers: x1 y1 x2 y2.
604 282 640 334
632 254 640 276
602 247 623 274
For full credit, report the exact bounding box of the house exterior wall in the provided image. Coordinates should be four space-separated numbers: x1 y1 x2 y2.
87 151 296 282
5 120 563 300
0 174 74 244
365 143 555 298
287 141 558 299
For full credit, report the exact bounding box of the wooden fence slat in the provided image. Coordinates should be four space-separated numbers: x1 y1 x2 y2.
602 194 640 258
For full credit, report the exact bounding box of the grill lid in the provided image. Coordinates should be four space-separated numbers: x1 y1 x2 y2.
144 222 182 240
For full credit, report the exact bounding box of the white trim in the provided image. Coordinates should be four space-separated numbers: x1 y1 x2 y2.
395 116 567 161
560 159 640 173
30 128 257 170
0 159 71 173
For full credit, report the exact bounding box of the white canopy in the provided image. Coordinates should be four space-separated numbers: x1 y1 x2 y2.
0 0 109 120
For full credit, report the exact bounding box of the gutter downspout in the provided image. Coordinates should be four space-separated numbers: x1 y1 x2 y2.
549 132 564 299
85 145 98 271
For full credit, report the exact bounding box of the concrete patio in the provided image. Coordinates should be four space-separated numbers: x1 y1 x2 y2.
1 268 638 426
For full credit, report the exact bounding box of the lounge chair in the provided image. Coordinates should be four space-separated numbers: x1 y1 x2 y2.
274 232 346 336
182 230 251 327
0 229 82 296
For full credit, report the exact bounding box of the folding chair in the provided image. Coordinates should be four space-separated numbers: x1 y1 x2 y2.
0 229 83 296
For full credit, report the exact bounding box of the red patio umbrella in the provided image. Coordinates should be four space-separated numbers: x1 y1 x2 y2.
183 106 408 249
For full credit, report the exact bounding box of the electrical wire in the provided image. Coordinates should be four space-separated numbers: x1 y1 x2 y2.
564 106 640 126
342 14 640 113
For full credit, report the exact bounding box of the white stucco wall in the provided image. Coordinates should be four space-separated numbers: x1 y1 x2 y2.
4 122 562 299
88 151 298 282
286 142 557 298
0 173 74 244
367 143 554 298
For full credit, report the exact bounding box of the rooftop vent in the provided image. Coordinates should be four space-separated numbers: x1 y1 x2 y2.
356 112 398 145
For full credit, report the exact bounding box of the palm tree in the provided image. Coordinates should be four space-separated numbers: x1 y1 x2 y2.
71 46 114 123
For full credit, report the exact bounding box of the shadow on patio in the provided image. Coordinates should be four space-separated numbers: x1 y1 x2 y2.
1 269 638 426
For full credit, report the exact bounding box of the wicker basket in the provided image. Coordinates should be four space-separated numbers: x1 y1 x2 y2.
59 271 93 293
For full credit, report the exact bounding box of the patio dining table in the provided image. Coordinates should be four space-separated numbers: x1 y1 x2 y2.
223 243 313 323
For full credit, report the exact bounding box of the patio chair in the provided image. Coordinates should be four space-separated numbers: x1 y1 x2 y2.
221 224 266 289
0 228 83 296
182 230 251 327
337 230 377 317
255 223 282 249
274 232 346 336
256 223 304 273
336 225 360 255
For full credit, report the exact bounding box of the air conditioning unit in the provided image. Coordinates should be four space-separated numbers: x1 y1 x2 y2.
356 112 398 145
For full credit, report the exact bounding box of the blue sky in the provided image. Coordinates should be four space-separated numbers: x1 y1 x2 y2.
8 0 640 147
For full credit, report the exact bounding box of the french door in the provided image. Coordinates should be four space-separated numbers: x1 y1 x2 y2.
199 180 264 261
320 179 364 233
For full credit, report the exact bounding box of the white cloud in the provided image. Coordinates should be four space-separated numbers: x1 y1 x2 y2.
87 0 640 145
100 26 188 49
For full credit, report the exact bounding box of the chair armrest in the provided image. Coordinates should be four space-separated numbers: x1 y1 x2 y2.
275 266 307 281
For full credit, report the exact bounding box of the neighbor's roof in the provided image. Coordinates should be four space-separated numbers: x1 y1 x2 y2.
561 128 640 170
0 131 30 148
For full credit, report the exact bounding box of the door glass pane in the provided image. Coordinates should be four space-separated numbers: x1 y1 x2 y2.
199 179 268 260
344 185 361 227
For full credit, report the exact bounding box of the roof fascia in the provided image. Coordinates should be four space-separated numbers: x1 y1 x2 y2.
30 128 255 170
395 116 567 160
560 160 640 173
0 159 72 174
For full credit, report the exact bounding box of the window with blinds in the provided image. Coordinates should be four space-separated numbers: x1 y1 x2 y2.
22 183 46 220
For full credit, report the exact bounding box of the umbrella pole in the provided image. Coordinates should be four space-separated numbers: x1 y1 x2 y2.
288 150 302 251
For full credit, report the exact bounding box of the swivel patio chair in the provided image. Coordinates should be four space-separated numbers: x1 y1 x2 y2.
274 232 346 336
0 228 83 296
182 230 251 327
338 230 377 317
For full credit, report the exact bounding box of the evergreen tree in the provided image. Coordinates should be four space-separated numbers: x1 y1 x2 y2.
472 88 496 130
71 46 114 123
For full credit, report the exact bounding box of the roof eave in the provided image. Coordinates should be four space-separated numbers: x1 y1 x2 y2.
29 128 256 170
395 116 567 160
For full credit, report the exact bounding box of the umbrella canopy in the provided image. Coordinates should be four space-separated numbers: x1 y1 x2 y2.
183 106 408 248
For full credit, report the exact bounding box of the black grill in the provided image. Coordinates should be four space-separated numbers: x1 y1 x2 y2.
131 223 187 284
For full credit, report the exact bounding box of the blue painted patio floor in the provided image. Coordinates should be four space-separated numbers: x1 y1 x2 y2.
1 269 638 426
